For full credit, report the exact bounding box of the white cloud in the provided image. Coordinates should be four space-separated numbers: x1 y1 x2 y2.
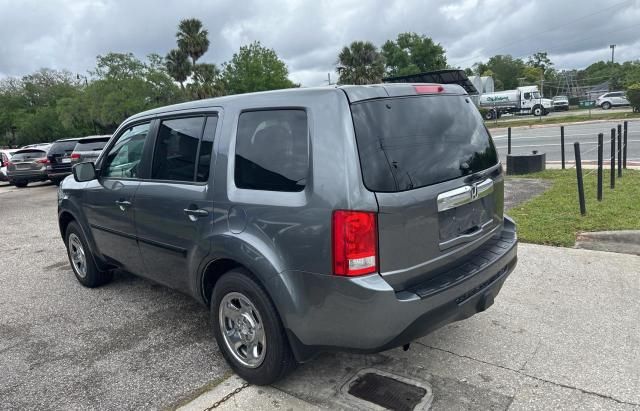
0 0 639 83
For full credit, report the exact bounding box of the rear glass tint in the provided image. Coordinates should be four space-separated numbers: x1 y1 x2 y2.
12 150 46 161
49 141 78 154
75 139 109 151
351 95 498 192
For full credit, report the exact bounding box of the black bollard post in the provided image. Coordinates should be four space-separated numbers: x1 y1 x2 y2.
623 121 628 169
597 133 603 202
617 124 622 177
574 142 586 216
508 127 512 155
610 128 615 189
560 126 565 169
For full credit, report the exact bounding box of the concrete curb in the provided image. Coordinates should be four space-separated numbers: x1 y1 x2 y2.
575 230 640 256
488 118 640 132
177 374 321 411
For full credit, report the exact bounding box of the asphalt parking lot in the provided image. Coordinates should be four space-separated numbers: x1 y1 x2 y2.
1 181 639 410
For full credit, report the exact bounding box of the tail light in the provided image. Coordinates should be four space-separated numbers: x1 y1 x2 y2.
37 158 49 164
332 210 377 276
70 153 81 160
414 84 444 94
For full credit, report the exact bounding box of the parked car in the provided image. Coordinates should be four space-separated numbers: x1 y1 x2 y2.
6 148 50 187
47 138 83 185
70 135 111 165
0 149 20 182
596 91 630 110
58 84 518 385
552 95 570 111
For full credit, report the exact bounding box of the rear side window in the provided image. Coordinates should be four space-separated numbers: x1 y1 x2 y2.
234 110 308 192
152 117 205 182
351 95 498 192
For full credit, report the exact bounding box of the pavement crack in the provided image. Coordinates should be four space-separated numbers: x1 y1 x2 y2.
518 339 542 372
416 342 640 407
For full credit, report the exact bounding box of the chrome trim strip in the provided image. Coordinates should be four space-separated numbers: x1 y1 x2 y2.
437 178 494 212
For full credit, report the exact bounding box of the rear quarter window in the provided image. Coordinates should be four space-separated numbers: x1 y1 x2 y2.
351 95 498 192
234 109 308 192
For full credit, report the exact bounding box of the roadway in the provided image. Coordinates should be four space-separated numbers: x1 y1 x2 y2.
491 119 640 166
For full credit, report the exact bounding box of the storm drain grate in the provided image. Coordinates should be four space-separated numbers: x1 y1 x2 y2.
347 372 427 411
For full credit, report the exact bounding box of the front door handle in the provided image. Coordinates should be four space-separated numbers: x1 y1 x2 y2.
184 208 208 221
115 200 131 211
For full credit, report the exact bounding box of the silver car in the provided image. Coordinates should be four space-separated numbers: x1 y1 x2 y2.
0 149 19 182
6 147 50 187
70 135 111 165
552 95 569 111
596 91 630 110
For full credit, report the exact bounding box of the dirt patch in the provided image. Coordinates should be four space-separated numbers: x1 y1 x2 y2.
504 178 552 210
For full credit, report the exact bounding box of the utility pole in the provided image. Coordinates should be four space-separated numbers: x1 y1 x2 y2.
327 73 332 86
610 44 616 64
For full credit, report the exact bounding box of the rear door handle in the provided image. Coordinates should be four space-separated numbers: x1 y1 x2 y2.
184 208 208 221
115 200 131 211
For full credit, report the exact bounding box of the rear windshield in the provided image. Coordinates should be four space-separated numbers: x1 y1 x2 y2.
351 95 498 192
12 150 46 161
75 139 109 151
49 141 78 154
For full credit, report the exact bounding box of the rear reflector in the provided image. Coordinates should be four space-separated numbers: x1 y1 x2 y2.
332 210 377 276
414 85 444 94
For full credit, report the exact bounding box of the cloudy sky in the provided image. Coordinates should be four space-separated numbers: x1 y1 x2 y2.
1 0 639 86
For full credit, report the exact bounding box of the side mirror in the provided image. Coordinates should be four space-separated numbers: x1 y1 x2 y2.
72 162 97 182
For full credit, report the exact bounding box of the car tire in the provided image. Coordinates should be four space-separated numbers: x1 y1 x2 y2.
13 181 28 188
65 221 112 288
211 269 296 385
532 106 543 116
602 102 611 110
484 109 495 120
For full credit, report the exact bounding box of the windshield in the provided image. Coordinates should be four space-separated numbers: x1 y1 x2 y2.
75 139 109 151
12 150 46 161
531 92 541 99
351 95 498 192
49 141 78 155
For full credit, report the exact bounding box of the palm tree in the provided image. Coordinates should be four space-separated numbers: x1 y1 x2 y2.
336 41 385 85
165 49 191 89
189 63 225 99
176 18 210 66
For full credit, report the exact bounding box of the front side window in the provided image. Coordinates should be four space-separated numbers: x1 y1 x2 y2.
234 110 308 192
102 123 150 178
151 117 204 182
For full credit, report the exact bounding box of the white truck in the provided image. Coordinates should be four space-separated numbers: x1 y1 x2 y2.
479 86 553 120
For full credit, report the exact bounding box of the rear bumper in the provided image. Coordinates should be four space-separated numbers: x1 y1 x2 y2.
277 217 518 362
8 170 48 182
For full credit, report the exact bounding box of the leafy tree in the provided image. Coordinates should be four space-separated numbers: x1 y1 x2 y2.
336 41 385 85
381 32 447 76
484 55 525 90
626 83 640 112
176 18 210 66
522 66 543 84
165 49 191 89
527 52 554 74
222 41 297 94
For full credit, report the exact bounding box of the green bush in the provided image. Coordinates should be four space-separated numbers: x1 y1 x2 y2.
478 107 489 118
627 83 640 113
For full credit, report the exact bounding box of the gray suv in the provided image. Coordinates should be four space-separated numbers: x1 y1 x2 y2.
58 84 517 384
